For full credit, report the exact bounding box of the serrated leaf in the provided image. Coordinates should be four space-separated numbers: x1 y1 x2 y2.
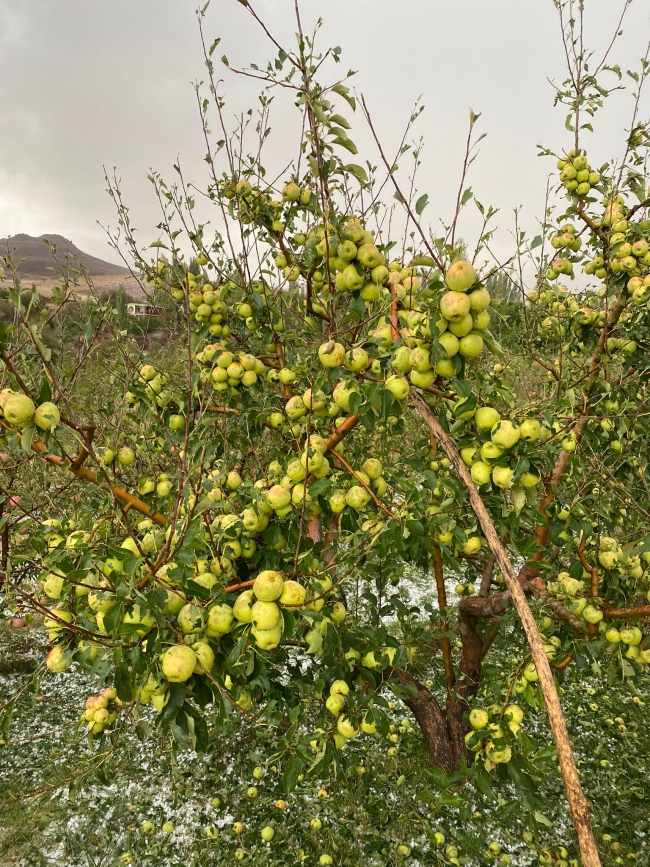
461 188 473 206
103 601 124 634
224 633 248 668
114 661 133 702
38 378 52 404
530 235 543 249
480 330 503 356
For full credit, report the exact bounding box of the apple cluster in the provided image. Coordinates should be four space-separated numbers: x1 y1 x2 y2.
195 345 267 397
465 703 525 770
456 408 543 492
557 149 600 197
0 389 60 430
79 687 119 734
528 283 631 357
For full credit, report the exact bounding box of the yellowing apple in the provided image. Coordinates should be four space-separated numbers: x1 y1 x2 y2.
440 291 471 322
492 466 515 489
318 342 345 367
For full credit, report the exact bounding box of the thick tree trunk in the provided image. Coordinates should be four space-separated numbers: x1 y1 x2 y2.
394 670 456 772
445 609 484 766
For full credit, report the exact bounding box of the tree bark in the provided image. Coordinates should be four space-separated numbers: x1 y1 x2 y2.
411 390 602 867
393 670 456 772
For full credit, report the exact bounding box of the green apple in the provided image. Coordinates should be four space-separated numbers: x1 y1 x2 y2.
438 332 460 358
346 486 370 509
33 402 60 430
469 708 489 729
459 333 484 357
519 418 541 440
491 420 520 449
205 603 234 636
385 375 409 401
251 600 281 631
445 260 477 292
480 442 503 462
344 347 369 371
471 461 492 486
357 244 384 269
161 645 196 682
117 446 135 466
475 407 500 430
253 570 284 601
468 286 490 310
279 580 306 606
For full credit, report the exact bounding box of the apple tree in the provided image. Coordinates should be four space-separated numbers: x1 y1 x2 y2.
1 2 650 864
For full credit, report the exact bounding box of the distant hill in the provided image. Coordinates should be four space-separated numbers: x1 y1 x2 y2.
0 234 129 278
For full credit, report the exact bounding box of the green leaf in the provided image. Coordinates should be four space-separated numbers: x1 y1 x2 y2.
103 601 124 634
534 811 553 827
224 633 248 668
20 426 36 454
454 393 477 418
329 114 350 129
530 235 543 250
38 378 52 404
332 84 356 111
480 330 503 356
411 255 437 267
415 194 429 216
115 661 134 702
344 164 368 184
157 683 186 726
331 137 358 155
461 188 473 206
282 755 304 794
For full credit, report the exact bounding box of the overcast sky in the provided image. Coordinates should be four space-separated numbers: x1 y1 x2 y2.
1 0 648 270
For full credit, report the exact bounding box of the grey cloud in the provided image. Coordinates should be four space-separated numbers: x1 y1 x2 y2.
1 0 648 269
